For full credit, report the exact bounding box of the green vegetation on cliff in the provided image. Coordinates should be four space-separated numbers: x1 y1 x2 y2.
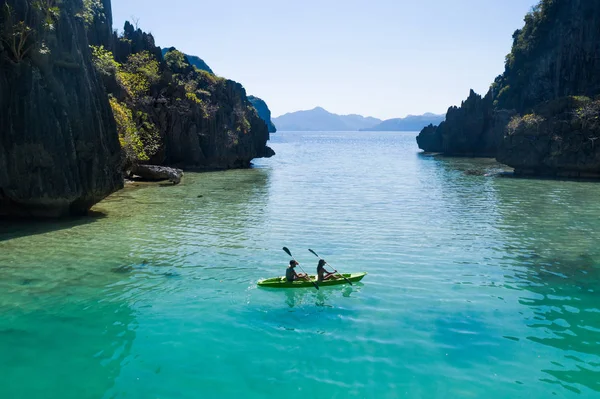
89 19 273 169
492 1 565 111
90 45 161 165
161 47 213 74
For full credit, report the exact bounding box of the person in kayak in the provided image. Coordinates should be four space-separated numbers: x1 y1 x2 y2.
317 259 338 282
286 260 308 282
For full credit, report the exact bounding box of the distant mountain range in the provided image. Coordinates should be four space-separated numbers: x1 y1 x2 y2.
362 113 445 131
273 107 380 131
273 107 444 131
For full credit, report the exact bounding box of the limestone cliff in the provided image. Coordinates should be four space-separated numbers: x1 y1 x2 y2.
93 19 274 169
417 0 600 176
492 0 600 113
0 0 122 217
497 97 600 177
248 96 277 133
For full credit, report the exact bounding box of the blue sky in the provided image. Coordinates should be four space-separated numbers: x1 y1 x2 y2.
112 0 537 119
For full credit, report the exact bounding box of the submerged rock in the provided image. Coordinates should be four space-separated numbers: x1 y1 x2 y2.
131 165 184 184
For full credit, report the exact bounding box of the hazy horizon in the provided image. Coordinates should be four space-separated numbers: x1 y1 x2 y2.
112 1 538 119
273 106 444 120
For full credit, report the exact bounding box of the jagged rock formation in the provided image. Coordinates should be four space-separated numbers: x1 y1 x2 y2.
417 0 600 176
498 96 600 177
0 0 275 217
273 107 382 131
86 0 113 48
417 90 515 156
416 125 443 153
0 0 123 217
93 19 274 170
492 0 600 113
248 96 277 133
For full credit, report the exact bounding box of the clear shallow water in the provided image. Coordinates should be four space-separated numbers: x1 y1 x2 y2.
1 131 600 398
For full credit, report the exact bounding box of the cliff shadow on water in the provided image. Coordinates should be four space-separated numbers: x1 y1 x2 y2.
0 211 107 242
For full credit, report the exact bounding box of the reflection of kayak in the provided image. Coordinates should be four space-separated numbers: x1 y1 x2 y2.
257 272 367 288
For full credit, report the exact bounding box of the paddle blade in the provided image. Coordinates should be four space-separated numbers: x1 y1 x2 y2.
282 247 292 258
308 248 319 258
313 282 320 290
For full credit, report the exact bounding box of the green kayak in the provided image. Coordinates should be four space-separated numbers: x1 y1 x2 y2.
257 272 367 288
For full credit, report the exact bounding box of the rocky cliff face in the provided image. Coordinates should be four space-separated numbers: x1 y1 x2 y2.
0 0 122 217
248 96 277 133
86 0 113 49
492 0 600 113
93 18 274 170
418 0 600 176
142 60 275 169
498 96 600 177
417 90 515 156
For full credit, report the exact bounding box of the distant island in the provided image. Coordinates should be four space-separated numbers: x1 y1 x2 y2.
273 107 380 131
273 107 443 131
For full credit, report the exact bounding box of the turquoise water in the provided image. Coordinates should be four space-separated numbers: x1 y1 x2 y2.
1 131 600 398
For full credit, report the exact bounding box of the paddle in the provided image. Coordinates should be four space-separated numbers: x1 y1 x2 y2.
282 247 319 290
308 249 353 285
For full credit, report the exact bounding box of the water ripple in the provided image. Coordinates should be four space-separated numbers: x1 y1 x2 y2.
0 132 599 398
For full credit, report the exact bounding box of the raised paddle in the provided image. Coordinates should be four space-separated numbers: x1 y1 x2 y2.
308 248 353 285
282 247 319 290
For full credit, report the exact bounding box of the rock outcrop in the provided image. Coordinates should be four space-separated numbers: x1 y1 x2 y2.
131 165 183 184
0 0 122 217
417 90 515 156
416 125 443 153
92 19 274 170
417 0 600 176
497 96 600 177
248 96 277 133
